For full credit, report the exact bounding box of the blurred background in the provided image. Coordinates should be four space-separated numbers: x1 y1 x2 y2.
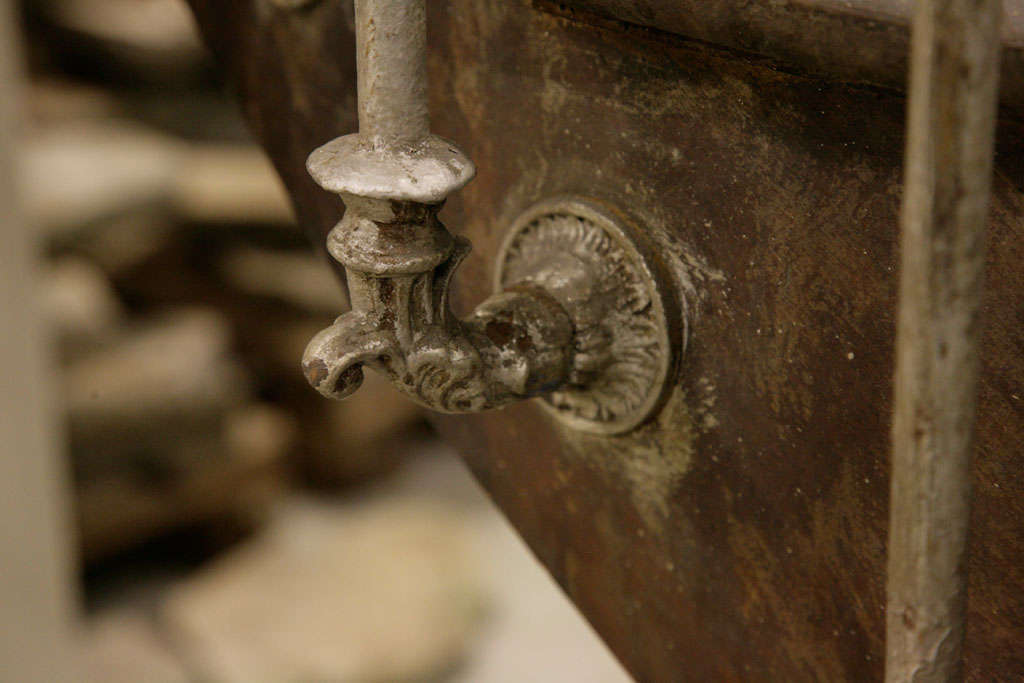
1 0 630 679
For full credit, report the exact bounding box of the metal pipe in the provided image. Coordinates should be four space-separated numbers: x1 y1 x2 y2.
886 0 1002 680
354 0 429 140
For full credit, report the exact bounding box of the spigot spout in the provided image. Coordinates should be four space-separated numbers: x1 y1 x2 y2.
302 3 676 434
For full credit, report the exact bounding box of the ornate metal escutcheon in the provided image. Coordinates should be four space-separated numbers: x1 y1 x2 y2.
495 198 675 434
301 0 676 434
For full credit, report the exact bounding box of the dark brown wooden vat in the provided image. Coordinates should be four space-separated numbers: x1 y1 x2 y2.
186 1 1024 679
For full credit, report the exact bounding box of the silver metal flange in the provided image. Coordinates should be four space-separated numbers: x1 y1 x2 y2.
307 133 475 204
496 197 677 434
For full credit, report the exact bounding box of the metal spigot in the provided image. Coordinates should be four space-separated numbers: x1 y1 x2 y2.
303 0 675 433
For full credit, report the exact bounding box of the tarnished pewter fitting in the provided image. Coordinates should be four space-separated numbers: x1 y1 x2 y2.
302 0 674 433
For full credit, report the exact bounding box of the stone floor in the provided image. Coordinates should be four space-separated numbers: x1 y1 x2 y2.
78 439 632 683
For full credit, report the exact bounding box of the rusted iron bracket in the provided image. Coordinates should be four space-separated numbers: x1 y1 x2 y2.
301 0 673 433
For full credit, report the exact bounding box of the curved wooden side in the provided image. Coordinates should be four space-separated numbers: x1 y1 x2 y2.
543 0 1024 115
187 1 1024 679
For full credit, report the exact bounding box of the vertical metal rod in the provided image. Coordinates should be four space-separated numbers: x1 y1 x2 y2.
886 0 1001 680
354 0 429 140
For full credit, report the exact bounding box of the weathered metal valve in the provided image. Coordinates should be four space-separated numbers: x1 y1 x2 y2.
303 0 674 433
